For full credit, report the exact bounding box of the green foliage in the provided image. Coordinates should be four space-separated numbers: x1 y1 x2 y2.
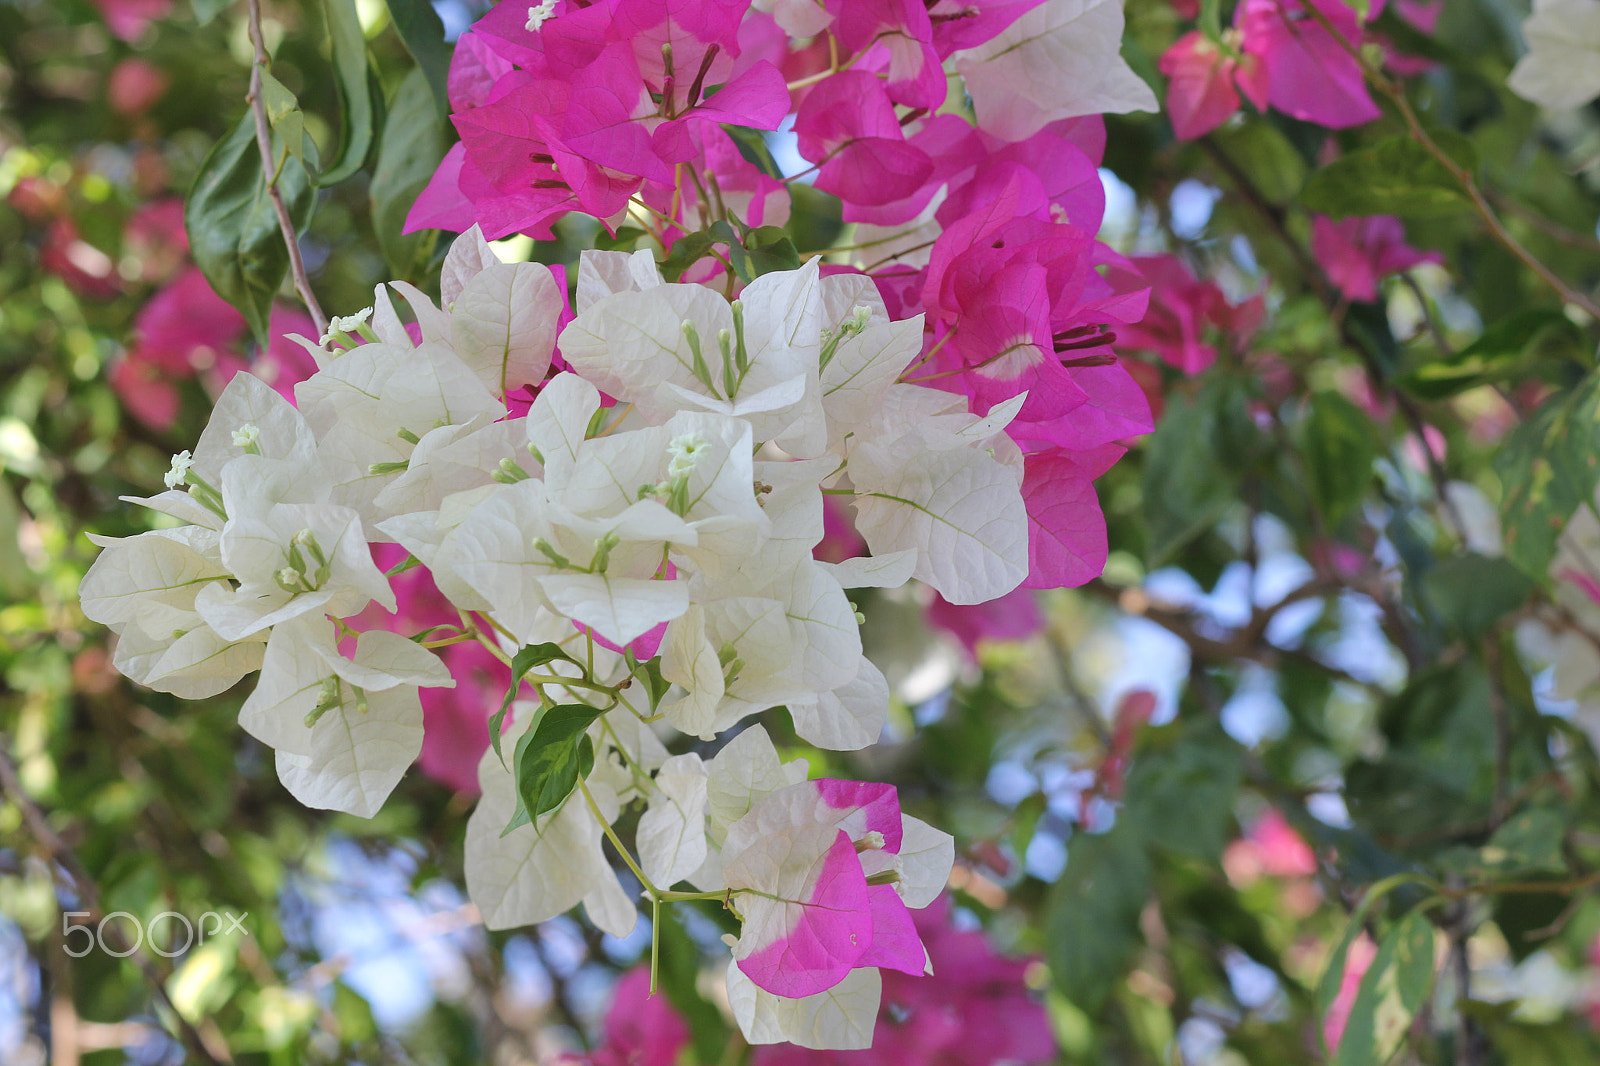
1300 134 1476 220
186 111 318 345
1496 369 1600 577
505 705 604 833
1331 909 1438 1066
384 0 454 122
318 0 377 185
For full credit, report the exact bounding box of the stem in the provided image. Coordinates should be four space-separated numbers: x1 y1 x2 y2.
245 0 327 339
577 777 657 897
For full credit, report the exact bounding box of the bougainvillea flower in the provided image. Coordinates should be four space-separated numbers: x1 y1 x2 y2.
1238 0 1381 128
1159 31 1268 140
90 0 172 41
794 71 935 207
1117 254 1264 374
1311 214 1442 302
723 779 949 997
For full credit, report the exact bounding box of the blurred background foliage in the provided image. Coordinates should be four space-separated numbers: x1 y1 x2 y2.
5 0 1600 1064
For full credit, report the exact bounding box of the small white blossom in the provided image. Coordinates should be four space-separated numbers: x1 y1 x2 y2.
164 450 194 489
231 423 261 451
318 306 374 346
525 0 558 30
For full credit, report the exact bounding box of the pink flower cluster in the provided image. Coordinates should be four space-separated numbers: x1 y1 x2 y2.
413 0 1161 594
574 893 1054 1066
1159 0 1440 141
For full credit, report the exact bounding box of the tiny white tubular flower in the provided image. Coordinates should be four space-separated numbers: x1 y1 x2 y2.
194 456 395 642
525 0 558 31
131 372 324 528
239 615 452 817
319 306 374 346
1507 0 1600 111
637 752 710 889
463 712 635 938
294 340 502 521
79 526 266 698
164 450 194 489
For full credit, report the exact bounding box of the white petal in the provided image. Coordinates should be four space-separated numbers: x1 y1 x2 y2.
274 683 423 818
726 959 880 1050
638 753 710 888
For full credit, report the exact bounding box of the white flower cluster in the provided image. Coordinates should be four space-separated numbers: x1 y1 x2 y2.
80 228 1033 1047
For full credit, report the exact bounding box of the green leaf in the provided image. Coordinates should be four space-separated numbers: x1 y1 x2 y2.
185 111 318 346
258 71 305 163
319 0 377 185
1400 309 1577 399
1123 720 1243 862
1142 378 1255 565
488 642 582 765
1314 874 1436 1022
1494 370 1600 577
1298 391 1378 528
504 704 605 833
1301 135 1475 220
1046 823 1151 1011
369 66 451 279
1481 808 1566 875
742 225 801 277
1209 123 1307 204
1331 909 1438 1066
1421 554 1534 640
384 0 453 122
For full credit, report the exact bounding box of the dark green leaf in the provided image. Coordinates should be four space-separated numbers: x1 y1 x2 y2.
504 704 606 833
489 642 581 764
1482 808 1566 875
1301 135 1475 220
384 0 453 122
1400 309 1578 399
1331 909 1437 1066
319 0 376 185
1421 554 1534 640
185 111 318 346
370 66 451 280
1123 720 1243 862
1209 123 1307 204
743 225 801 276
1299 391 1378 527
1495 369 1600 577
1142 378 1255 565
1046 824 1150 1011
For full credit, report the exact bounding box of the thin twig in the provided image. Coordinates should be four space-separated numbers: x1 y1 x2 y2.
245 0 327 338
0 741 232 1065
1293 0 1600 319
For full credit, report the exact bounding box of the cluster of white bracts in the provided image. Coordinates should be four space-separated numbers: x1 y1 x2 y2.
79 228 1028 1047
